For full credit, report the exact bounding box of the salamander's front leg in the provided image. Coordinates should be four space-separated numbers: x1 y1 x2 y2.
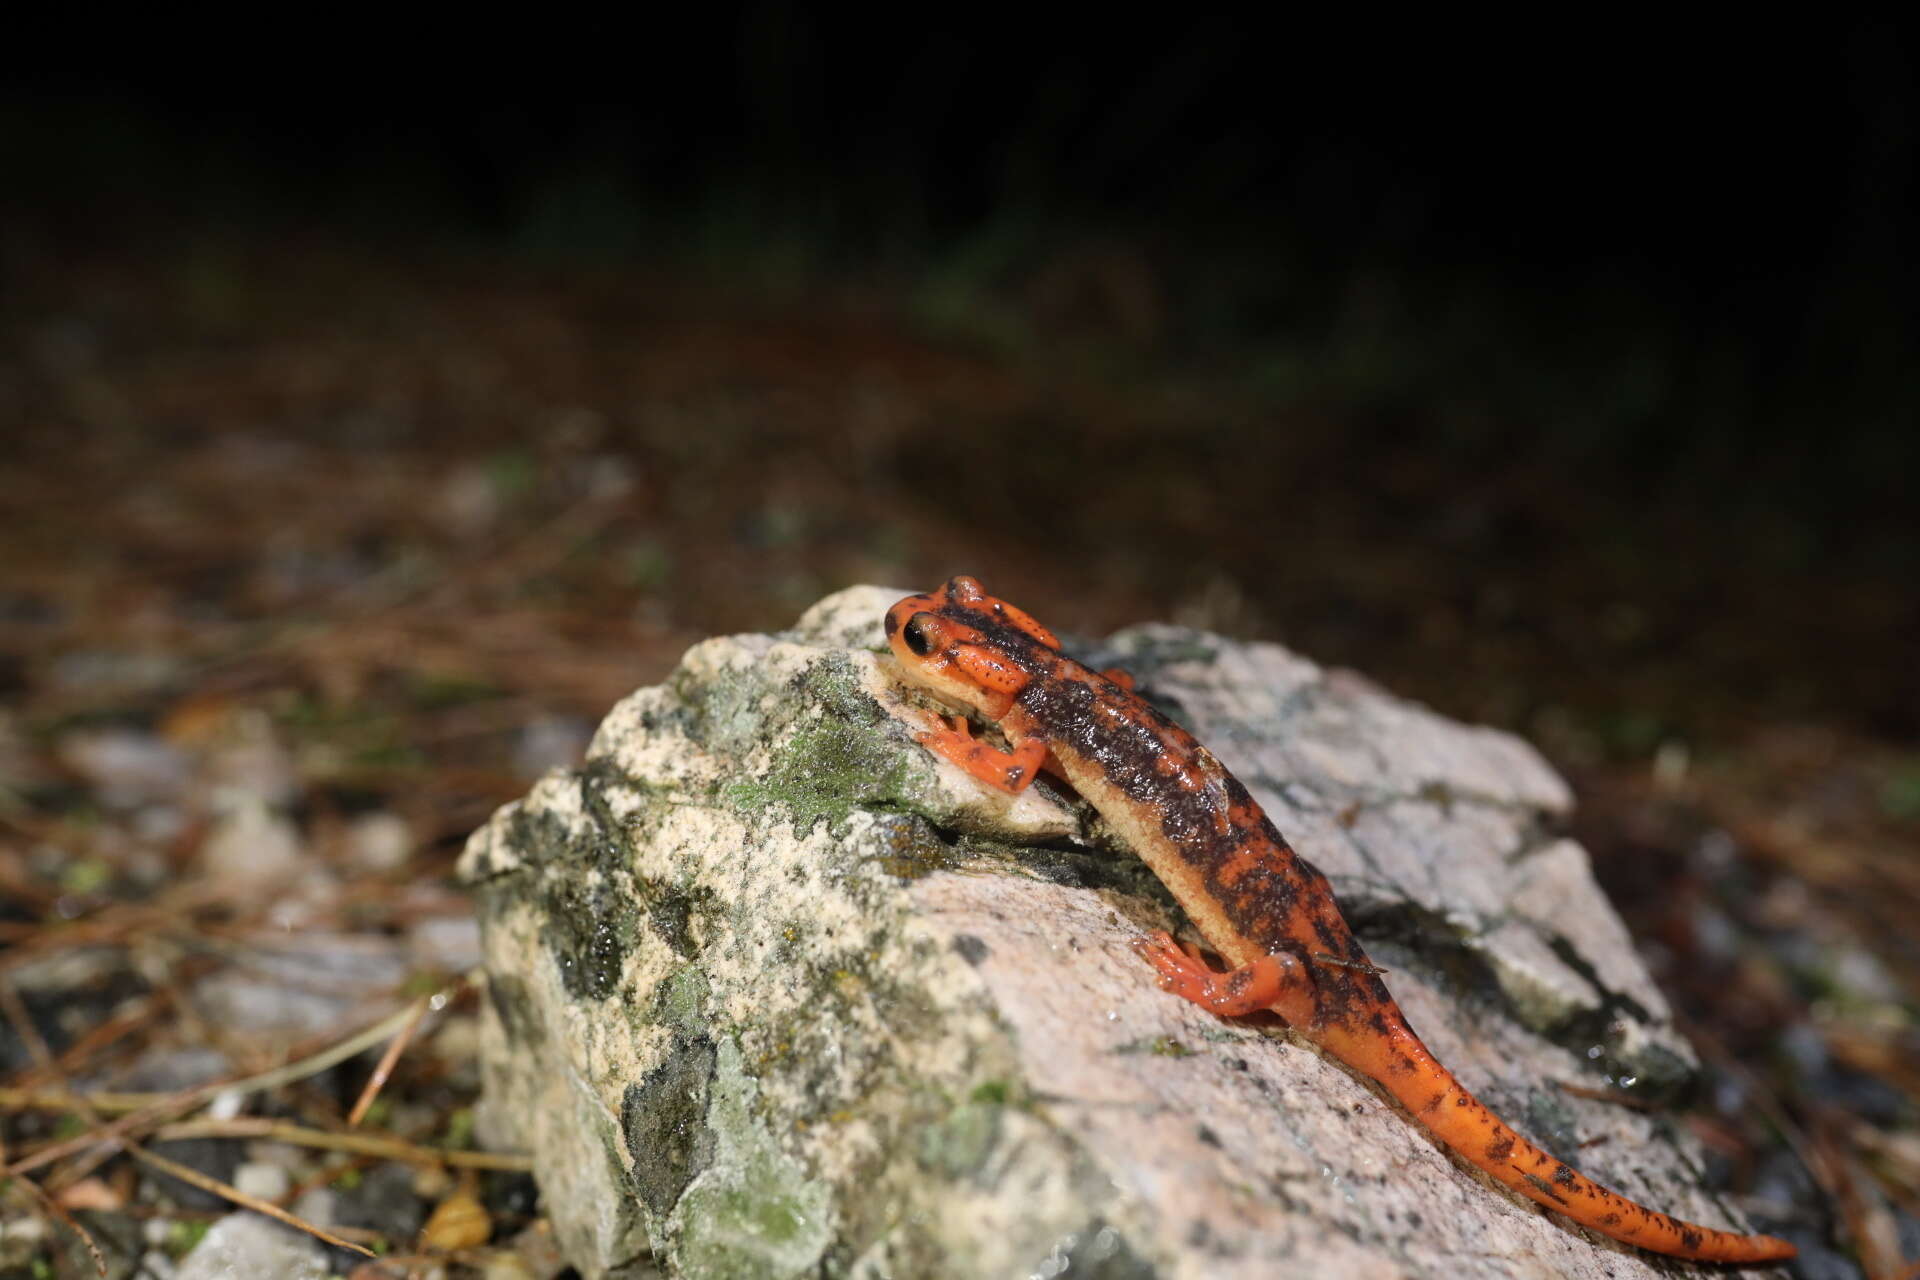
917 716 1049 794
1136 931 1313 1021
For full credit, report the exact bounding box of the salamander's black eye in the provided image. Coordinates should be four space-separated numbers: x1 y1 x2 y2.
902 612 937 657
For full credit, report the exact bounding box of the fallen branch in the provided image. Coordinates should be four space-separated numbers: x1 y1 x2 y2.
348 994 431 1126
2 977 472 1179
150 1117 531 1172
128 1145 374 1259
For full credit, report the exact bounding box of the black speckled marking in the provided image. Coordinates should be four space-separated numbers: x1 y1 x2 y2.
1009 654 1391 1026
1523 1172 1571 1206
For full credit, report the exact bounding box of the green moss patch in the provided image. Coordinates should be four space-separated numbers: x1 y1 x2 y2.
670 1039 832 1279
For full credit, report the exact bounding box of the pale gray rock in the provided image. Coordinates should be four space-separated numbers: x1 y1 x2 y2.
55 727 190 809
196 794 302 888
191 935 408 1036
346 809 414 874
462 586 1783 1279
232 1160 293 1203
174 1212 327 1280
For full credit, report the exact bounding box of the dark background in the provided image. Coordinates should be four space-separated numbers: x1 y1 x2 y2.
2 13 1917 1273
8 15 1915 739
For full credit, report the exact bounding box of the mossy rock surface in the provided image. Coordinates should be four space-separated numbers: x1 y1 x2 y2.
462 586 1779 1279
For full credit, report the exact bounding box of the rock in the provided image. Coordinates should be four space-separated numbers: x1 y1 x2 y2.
412 914 484 975
104 1046 233 1094
232 1161 292 1203
333 1161 427 1241
290 1188 336 1230
515 714 593 780
198 707 301 809
191 934 407 1036
463 585 1781 1279
346 810 414 874
143 1137 242 1212
56 1211 142 1280
0 1215 51 1271
55 728 190 809
196 794 302 887
174 1212 328 1280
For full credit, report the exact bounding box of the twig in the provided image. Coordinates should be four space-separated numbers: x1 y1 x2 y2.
348 994 431 1127
1810 1108 1905 1280
1554 1079 1656 1112
1 1165 108 1277
3 979 468 1179
0 974 108 1274
128 1145 374 1258
0 1087 189 1115
6 995 165 1091
0 972 59 1074
150 1117 532 1171
0 880 238 975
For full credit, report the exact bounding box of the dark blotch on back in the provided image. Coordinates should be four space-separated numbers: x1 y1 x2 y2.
942 600 1055 671
1011 633 1398 1018
1021 675 1296 899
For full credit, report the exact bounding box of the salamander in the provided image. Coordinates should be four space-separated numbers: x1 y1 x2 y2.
883 575 1794 1265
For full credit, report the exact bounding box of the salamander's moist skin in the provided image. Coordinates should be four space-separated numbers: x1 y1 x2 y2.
884 575 1795 1265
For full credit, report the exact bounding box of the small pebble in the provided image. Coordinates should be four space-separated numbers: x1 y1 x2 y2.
413 917 483 974
56 728 190 808
348 810 414 874
513 716 591 779
197 795 302 886
234 1160 292 1202
292 1187 338 1228
175 1212 327 1280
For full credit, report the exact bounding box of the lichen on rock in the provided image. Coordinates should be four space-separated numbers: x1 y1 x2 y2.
461 585 1781 1279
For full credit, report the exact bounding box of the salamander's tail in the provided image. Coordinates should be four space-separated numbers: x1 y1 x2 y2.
1322 1012 1796 1263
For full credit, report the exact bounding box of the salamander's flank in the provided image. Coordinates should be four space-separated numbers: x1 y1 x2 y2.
884 575 1795 1265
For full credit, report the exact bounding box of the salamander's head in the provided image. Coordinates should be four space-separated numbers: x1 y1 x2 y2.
884 575 1060 719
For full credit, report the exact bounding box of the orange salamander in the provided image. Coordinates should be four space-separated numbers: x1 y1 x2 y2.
884 575 1794 1265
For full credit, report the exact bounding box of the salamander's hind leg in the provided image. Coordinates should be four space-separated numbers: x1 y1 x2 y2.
1136 930 1311 1019
916 716 1049 794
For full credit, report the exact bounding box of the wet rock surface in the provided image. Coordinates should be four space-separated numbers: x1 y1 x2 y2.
463 585 1785 1279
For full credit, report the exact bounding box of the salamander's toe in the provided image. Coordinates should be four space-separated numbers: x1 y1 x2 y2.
1135 930 1213 992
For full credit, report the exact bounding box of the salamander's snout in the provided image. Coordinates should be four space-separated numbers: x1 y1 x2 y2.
884 593 950 669
885 585 1005 718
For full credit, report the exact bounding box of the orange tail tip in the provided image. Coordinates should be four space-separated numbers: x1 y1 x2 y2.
1325 1016 1796 1263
